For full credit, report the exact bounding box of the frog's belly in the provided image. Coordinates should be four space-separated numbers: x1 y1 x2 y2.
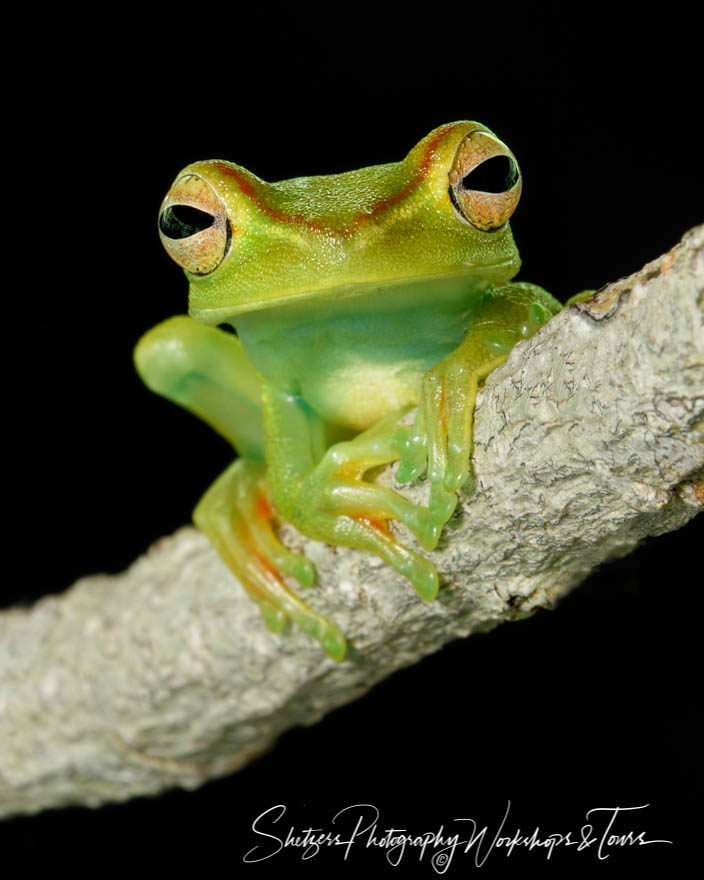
301 362 422 431
234 276 482 431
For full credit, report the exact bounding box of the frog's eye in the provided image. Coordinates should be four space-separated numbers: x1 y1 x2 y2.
158 174 231 275
448 131 522 232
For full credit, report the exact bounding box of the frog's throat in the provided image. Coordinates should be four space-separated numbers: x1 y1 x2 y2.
188 262 518 325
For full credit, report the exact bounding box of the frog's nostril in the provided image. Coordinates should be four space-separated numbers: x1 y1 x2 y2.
461 156 519 194
159 204 215 240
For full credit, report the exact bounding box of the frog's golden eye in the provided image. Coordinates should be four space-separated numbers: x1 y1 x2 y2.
158 174 231 275
448 131 522 232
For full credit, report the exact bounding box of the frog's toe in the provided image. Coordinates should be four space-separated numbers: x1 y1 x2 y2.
396 456 426 484
320 628 348 663
338 516 439 601
253 598 288 634
565 289 596 306
394 415 428 483
444 449 470 493
248 508 316 588
415 517 443 551
407 556 440 601
444 420 473 492
429 481 459 525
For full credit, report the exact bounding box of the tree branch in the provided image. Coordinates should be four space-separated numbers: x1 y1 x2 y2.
1 225 702 819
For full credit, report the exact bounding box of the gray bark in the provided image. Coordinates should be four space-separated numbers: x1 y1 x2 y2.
1 225 702 819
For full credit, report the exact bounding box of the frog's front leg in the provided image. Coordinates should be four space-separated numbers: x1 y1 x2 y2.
262 385 442 606
135 316 346 660
397 283 562 525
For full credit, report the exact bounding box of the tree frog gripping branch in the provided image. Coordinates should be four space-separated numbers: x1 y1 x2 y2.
135 121 565 661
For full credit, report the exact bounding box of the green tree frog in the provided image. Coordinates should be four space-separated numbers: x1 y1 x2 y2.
135 121 568 661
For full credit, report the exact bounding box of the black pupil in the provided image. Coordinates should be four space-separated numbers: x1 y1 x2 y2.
160 204 215 239
461 156 518 193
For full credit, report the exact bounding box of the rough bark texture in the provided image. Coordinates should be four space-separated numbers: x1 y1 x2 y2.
1 225 702 819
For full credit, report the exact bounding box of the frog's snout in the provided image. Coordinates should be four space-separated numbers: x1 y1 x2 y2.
158 174 231 276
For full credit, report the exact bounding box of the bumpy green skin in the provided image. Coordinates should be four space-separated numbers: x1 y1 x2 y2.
135 122 565 660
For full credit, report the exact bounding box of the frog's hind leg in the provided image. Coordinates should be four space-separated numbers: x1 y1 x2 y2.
194 459 346 661
134 315 346 661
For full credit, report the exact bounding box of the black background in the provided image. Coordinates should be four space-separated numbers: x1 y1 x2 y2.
2 3 700 876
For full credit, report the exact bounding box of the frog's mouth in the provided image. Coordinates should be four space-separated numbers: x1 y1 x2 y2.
188 260 520 325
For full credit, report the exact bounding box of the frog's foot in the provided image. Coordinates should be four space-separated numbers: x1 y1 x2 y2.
287 411 442 601
565 289 596 306
397 352 507 527
194 458 346 661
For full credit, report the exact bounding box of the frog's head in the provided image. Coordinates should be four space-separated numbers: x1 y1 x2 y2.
158 122 523 324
